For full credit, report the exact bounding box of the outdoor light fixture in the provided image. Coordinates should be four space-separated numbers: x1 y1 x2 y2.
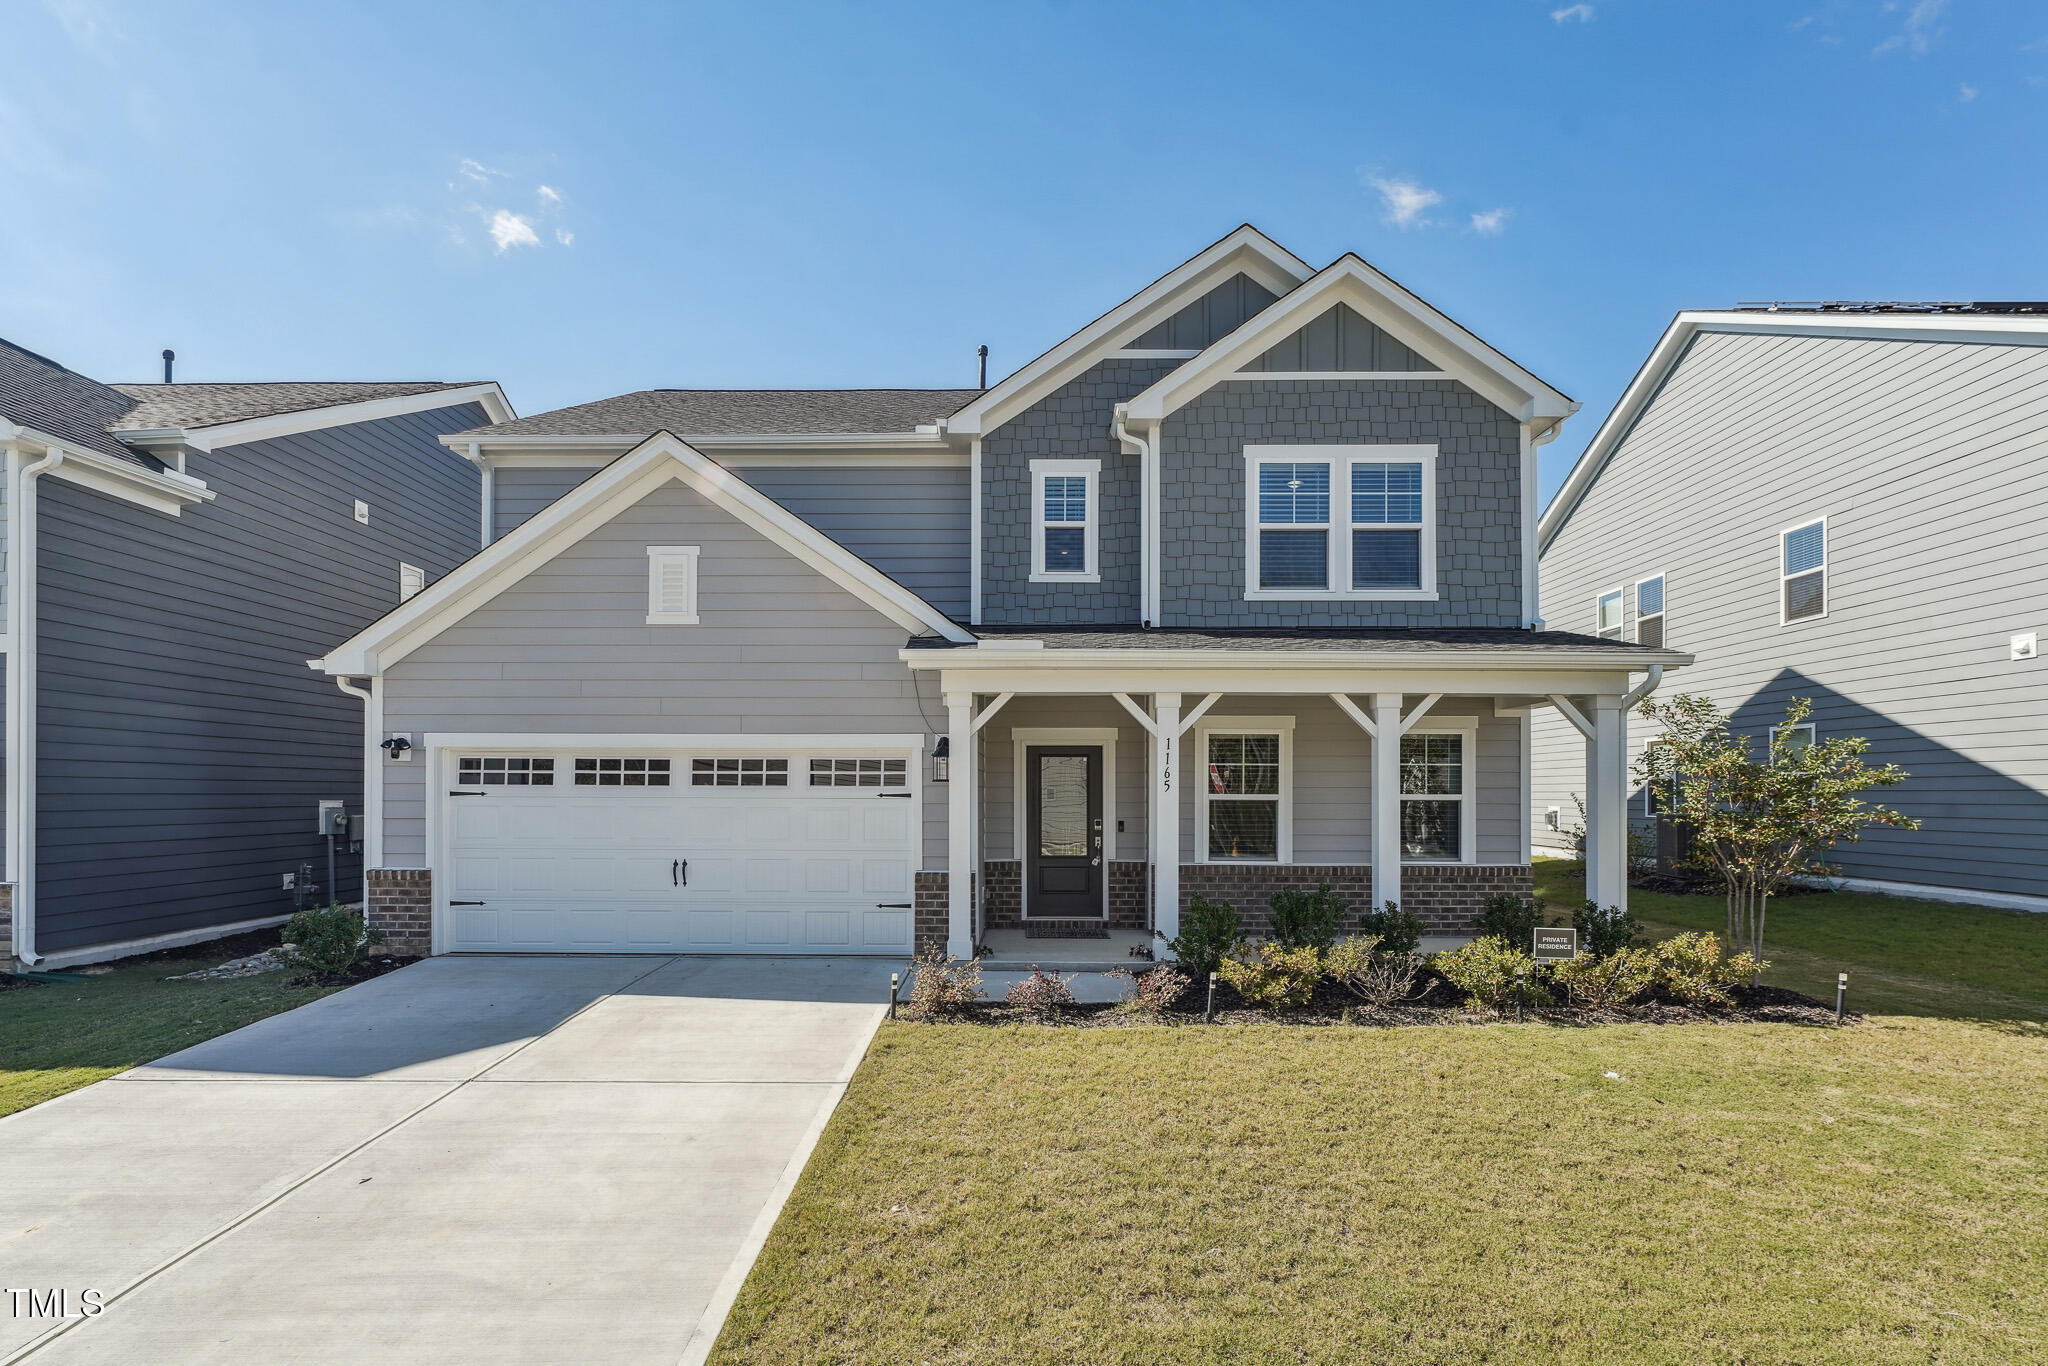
379 735 413 760
932 736 950 782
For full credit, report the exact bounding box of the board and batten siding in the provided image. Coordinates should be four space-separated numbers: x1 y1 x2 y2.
1533 329 2048 898
33 404 489 953
492 463 970 622
380 476 950 869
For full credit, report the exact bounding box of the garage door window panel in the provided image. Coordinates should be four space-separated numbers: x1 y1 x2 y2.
457 756 555 787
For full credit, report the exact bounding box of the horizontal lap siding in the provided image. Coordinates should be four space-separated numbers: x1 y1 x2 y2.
1535 330 2048 895
33 405 488 952
380 478 948 867
493 467 589 539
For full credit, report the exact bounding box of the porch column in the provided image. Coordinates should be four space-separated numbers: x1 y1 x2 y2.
945 691 976 958
1585 693 1629 911
1152 692 1182 954
1370 692 1403 914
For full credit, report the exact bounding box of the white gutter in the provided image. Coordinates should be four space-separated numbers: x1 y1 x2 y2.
1621 663 1665 710
6 443 64 966
900 645 1695 671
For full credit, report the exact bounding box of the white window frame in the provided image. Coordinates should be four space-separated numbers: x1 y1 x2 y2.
645 545 701 625
1634 571 1666 646
1242 445 1438 602
1194 716 1295 864
1399 718 1478 865
399 561 425 602
1779 515 1828 626
1029 458 1101 583
1773 721 1816 761
1595 585 1626 640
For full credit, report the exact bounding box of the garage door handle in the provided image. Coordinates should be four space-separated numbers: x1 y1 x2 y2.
450 900 485 906
448 790 488 797
673 859 687 887
875 903 912 909
875 791 913 798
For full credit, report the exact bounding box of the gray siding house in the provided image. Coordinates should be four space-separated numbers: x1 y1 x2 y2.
1532 306 2048 912
319 227 1686 961
0 337 512 965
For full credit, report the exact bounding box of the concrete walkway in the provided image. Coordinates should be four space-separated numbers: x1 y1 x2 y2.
0 955 895 1365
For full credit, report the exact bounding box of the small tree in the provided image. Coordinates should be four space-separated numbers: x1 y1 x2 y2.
1635 694 1916 981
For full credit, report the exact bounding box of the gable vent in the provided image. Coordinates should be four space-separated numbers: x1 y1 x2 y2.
645 545 701 625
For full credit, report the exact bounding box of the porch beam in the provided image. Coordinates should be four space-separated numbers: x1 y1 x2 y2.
1152 692 1182 955
1174 692 1223 737
1547 693 1595 739
1370 692 1402 916
1329 692 1376 738
970 691 1013 733
1111 691 1161 737
1400 692 1443 734
944 692 976 959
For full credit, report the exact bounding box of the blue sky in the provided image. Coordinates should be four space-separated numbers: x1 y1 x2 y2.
3 0 2040 502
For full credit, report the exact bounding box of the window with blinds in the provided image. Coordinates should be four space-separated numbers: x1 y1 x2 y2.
1635 573 1666 647
1781 519 1826 623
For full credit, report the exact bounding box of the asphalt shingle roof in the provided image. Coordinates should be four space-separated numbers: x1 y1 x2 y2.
460 389 981 438
909 625 1681 654
0 338 152 465
109 381 481 432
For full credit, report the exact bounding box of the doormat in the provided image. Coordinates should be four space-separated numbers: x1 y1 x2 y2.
1023 922 1111 939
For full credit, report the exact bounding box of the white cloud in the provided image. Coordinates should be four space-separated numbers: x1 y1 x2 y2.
458 158 505 184
1470 208 1512 236
555 227 575 246
487 210 540 253
1551 4 1594 23
538 184 563 204
1959 82 1980 101
1875 0 1946 57
1370 175 1443 229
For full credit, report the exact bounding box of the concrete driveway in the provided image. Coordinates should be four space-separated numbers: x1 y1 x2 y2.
0 955 895 1365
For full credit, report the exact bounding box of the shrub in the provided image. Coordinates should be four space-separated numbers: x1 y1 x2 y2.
1323 934 1430 1010
905 943 984 1019
1476 892 1542 948
276 904 379 981
1430 935 1551 1012
1653 932 1766 1007
1573 900 1645 959
1108 965 1189 1017
1268 883 1350 954
1357 900 1423 957
1550 946 1659 1009
1157 894 1244 978
1004 969 1077 1018
1216 942 1323 1010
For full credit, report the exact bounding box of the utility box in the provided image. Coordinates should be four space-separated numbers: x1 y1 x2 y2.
317 800 348 837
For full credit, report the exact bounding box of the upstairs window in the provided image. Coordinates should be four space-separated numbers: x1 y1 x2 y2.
1031 459 1099 582
1255 460 1331 590
1781 518 1827 623
1597 588 1625 640
1635 574 1666 647
646 546 700 625
1246 446 1436 599
1350 462 1425 590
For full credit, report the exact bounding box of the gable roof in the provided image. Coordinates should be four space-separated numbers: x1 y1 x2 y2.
0 337 156 466
455 388 978 440
1120 254 1577 426
315 431 974 674
939 225 1315 438
110 381 485 431
1536 308 2048 555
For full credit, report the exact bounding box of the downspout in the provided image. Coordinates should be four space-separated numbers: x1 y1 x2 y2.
1522 417 1565 630
7 445 65 966
1113 412 1155 626
334 675 377 946
1622 663 1665 711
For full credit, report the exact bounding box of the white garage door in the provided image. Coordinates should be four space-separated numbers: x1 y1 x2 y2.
439 749 917 954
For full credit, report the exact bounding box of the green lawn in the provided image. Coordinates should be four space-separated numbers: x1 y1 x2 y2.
0 948 341 1118
714 873 2048 1365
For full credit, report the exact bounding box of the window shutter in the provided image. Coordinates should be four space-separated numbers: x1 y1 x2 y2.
645 546 700 625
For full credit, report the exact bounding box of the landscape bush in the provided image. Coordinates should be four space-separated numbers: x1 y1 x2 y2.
1573 900 1645 959
1267 883 1350 954
905 943 984 1019
1107 965 1189 1017
1322 935 1430 1010
1654 932 1765 1007
1431 935 1551 1012
1476 892 1543 948
1004 969 1078 1018
1216 942 1323 1010
1157 894 1244 978
1356 900 1423 957
275 904 379 981
1549 946 1660 1009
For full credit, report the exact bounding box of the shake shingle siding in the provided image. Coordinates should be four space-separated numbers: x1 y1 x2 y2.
1533 329 2048 898
32 404 487 952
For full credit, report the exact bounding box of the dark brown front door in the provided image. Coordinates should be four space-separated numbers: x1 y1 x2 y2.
1025 746 1103 919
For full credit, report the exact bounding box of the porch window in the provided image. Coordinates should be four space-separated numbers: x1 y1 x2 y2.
1399 732 1469 861
1245 446 1437 599
1030 458 1100 582
1204 731 1282 861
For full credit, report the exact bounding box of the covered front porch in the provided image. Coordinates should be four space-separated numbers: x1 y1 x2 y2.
904 629 1685 962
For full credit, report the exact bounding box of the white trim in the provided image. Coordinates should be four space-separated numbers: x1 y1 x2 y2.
0 432 216 517
1112 349 1201 359
1029 458 1101 583
1223 370 1456 382
32 913 296 970
1010 726 1119 918
1774 720 1817 759
1794 873 2048 916
1193 715 1296 865
113 382 514 452
1243 445 1438 601
1399 716 1479 865
1779 514 1829 626
316 432 971 674
1633 571 1667 646
447 434 966 470
4 442 51 962
398 562 426 602
1595 584 1626 640
645 544 701 625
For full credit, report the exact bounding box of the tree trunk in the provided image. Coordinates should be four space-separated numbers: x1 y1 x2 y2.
1752 894 1769 989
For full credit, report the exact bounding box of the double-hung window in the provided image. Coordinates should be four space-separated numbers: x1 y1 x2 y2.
1031 459 1099 582
1781 518 1826 623
1199 721 1292 862
1634 574 1666 647
1773 722 1816 761
1596 588 1625 640
1245 446 1436 599
1399 728 1472 861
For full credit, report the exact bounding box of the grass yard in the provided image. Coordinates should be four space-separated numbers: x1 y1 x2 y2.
715 872 2048 1365
0 942 341 1118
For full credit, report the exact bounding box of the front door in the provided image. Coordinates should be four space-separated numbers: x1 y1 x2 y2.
1024 745 1104 919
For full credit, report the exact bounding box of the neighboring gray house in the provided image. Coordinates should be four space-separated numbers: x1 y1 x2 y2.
319 227 1685 961
1532 305 2048 912
0 336 512 965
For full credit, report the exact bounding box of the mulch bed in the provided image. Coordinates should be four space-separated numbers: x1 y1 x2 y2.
286 953 413 990
0 925 416 991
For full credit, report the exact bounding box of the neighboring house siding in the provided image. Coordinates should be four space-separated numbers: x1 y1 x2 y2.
378 477 949 869
1533 329 2048 896
980 358 1175 624
33 404 487 953
494 463 971 622
1157 378 1523 628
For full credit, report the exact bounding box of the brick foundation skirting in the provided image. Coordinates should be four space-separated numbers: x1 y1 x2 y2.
0 883 12 961
365 868 433 956
1178 863 1533 936
977 860 1149 931
913 872 949 952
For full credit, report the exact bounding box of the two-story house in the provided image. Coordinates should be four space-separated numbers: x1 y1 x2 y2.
1 336 511 967
1533 304 2048 913
316 227 1686 961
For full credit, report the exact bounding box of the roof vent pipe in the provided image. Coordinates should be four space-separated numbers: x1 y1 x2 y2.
162 349 175 383
977 344 988 391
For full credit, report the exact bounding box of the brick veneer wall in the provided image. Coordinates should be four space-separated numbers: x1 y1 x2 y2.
365 868 433 956
1178 863 1532 936
1400 865 1534 933
914 872 949 952
979 860 1149 930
